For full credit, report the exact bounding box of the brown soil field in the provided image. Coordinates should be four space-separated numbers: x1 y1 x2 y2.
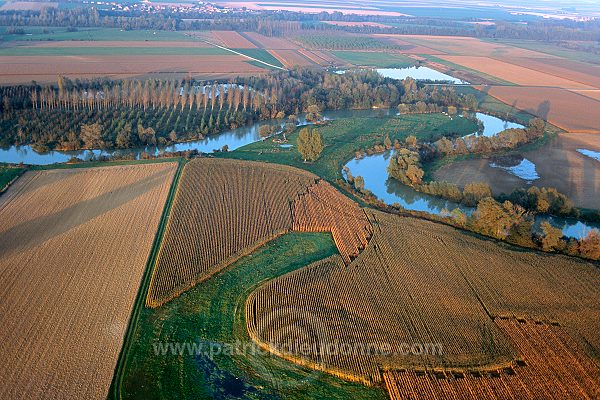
375 35 447 55
0 163 176 400
502 57 600 89
268 49 315 68
297 49 342 65
482 85 600 133
434 133 600 210
240 32 300 49
146 158 371 307
0 55 265 84
571 89 600 101
440 56 593 89
384 318 600 400
247 211 599 385
211 30 257 48
0 1 56 10
25 40 213 48
397 35 557 58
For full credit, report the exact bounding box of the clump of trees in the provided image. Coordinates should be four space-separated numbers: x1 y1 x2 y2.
297 127 323 162
387 148 424 186
434 118 546 156
500 186 577 218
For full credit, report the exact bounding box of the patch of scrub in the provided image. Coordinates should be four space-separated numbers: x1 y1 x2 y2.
577 148 600 162
490 158 540 183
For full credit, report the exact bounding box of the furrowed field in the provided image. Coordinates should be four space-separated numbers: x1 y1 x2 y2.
247 210 600 388
146 158 372 307
0 162 176 399
384 318 600 399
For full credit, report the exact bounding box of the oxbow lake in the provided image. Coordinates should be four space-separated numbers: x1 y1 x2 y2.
343 112 599 239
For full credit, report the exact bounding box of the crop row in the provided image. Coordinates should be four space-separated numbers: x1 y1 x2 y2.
383 318 600 399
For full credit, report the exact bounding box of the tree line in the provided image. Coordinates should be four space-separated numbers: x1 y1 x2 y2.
1 6 598 43
3 69 467 150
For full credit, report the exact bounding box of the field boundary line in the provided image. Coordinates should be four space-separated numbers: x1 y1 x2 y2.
108 159 185 400
198 39 286 71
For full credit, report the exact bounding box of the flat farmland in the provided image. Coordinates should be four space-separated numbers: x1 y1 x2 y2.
571 89 600 101
384 319 600 399
0 55 266 83
396 35 557 58
434 133 600 210
0 162 176 400
482 86 600 133
241 31 300 49
25 40 214 48
323 21 392 28
269 49 315 67
147 158 371 307
500 57 600 89
211 30 257 48
248 211 600 384
439 55 594 89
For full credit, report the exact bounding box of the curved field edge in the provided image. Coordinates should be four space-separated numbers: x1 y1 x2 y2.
108 159 187 400
245 211 600 385
117 232 387 399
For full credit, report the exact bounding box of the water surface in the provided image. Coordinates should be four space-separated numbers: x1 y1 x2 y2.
376 67 469 84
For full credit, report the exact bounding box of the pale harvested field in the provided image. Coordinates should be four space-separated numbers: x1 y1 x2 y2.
378 35 445 54
241 32 299 49
0 163 176 400
434 133 600 210
248 211 600 385
482 85 600 133
219 1 405 15
0 55 265 83
384 319 600 400
211 30 256 48
323 21 391 28
297 49 342 65
502 57 600 89
268 49 315 68
439 55 593 89
0 1 56 10
26 40 213 48
397 35 557 58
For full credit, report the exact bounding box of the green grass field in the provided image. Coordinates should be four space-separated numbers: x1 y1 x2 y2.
235 48 285 68
0 26 195 42
0 166 24 190
331 51 415 68
118 231 386 400
220 113 477 183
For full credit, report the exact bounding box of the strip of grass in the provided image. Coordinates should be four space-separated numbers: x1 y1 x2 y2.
0 27 194 42
30 157 184 171
220 113 477 183
234 48 285 68
109 158 187 400
0 46 230 56
0 166 24 191
118 231 386 400
331 50 415 68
